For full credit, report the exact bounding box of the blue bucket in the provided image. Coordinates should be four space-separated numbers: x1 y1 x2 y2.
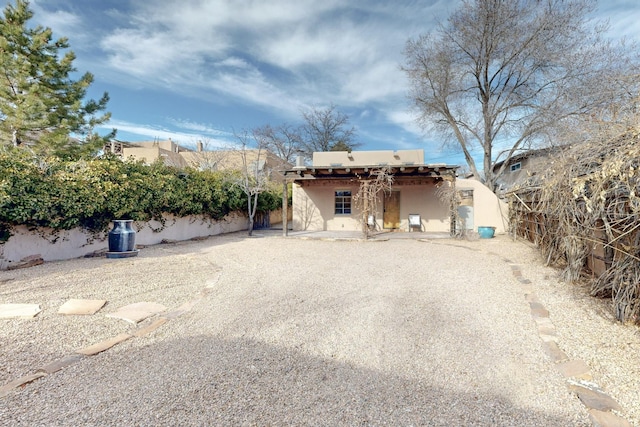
477 226 496 239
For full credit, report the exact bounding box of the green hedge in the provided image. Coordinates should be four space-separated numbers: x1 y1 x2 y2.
0 148 281 238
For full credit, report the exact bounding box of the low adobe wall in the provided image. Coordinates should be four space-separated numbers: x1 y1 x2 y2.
456 178 509 233
0 213 250 270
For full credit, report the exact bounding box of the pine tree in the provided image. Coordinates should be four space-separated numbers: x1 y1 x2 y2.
0 0 114 159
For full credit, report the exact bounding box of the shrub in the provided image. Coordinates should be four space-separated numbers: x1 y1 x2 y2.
0 147 282 235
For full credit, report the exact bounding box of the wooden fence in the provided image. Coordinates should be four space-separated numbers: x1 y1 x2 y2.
508 187 640 322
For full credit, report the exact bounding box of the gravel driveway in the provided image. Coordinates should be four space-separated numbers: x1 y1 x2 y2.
1 232 639 426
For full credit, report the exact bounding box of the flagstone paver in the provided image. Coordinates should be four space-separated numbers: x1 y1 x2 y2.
58 299 107 315
0 303 41 319
105 302 167 324
0 373 47 398
76 333 132 356
556 359 592 380
37 354 86 375
133 317 168 337
588 409 633 427
507 259 632 427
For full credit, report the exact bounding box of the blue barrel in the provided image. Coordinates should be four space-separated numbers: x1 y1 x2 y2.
108 220 136 252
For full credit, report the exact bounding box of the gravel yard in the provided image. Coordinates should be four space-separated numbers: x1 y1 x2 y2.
1 232 639 426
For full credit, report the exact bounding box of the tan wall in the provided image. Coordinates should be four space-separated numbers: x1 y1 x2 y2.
397 184 450 232
269 208 291 225
457 178 508 233
292 182 361 231
313 149 426 167
291 181 450 232
122 146 161 164
122 146 189 167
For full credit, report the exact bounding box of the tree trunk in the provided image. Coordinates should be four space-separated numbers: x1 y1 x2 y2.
282 181 288 236
247 193 253 236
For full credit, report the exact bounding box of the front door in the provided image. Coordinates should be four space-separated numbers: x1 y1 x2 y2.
383 191 400 229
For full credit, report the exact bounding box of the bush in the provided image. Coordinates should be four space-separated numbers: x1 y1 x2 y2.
0 147 282 234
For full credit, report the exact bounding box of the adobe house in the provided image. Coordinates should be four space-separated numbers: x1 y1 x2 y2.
105 139 290 180
491 145 568 195
284 149 459 233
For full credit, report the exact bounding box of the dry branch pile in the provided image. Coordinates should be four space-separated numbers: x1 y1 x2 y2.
509 127 640 323
352 168 393 239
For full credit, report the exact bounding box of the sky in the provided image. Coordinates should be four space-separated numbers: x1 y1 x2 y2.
24 0 640 165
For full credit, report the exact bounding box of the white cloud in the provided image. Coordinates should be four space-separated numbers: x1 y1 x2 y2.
33 0 639 157
30 2 80 32
166 118 232 137
103 119 232 147
101 28 224 80
387 109 423 135
93 0 424 113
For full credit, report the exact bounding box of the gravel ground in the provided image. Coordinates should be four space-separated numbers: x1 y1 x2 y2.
0 232 638 426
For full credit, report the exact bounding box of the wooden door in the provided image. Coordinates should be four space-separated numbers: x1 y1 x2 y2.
383 191 400 229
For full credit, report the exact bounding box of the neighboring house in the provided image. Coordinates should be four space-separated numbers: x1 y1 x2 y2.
492 146 567 194
284 149 459 233
181 148 291 181
105 139 290 180
105 138 191 168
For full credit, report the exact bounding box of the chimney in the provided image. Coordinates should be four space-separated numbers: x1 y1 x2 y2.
197 140 203 152
293 155 306 170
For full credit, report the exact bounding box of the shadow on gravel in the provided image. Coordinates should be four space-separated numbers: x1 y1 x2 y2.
1 336 585 426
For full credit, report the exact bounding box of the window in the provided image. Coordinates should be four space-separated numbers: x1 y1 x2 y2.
510 162 522 172
335 190 352 214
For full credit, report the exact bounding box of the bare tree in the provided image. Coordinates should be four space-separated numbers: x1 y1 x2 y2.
253 124 303 163
352 168 394 239
252 124 301 236
403 0 639 192
300 104 360 158
231 130 271 236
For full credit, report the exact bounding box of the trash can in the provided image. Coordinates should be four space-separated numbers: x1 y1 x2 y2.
107 220 138 257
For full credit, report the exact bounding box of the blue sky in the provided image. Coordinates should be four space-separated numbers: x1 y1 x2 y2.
27 0 640 165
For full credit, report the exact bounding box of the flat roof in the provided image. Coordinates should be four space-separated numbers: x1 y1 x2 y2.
285 163 458 181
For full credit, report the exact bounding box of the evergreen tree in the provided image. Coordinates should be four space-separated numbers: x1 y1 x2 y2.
0 0 114 159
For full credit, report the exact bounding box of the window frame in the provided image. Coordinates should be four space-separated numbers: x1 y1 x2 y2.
334 190 352 215
510 162 522 172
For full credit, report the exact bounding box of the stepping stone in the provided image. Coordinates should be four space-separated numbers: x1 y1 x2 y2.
556 359 592 380
106 302 167 324
58 299 107 315
76 333 132 356
0 303 41 319
541 340 569 363
588 409 632 427
133 317 168 337
530 301 550 317
568 380 622 412
0 372 47 398
37 354 86 374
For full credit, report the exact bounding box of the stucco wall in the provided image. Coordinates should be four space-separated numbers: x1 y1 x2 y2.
0 213 248 270
292 182 362 231
456 178 508 233
313 149 427 167
398 184 450 232
292 181 450 232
